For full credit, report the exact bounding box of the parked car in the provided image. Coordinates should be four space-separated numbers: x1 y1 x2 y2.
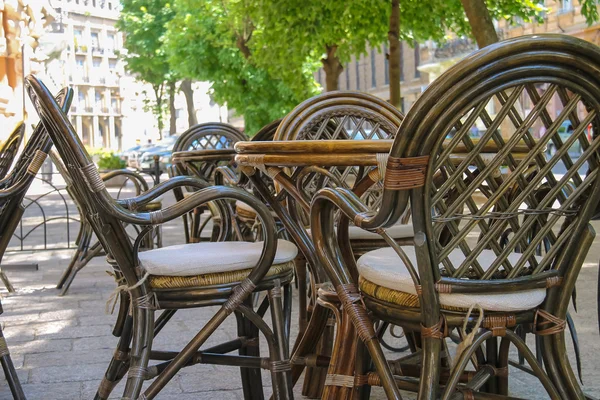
136 135 179 175
125 143 155 169
546 120 582 157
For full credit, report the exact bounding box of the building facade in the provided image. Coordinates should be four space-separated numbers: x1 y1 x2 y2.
315 0 600 114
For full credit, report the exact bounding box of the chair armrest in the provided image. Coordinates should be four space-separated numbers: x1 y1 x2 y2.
115 175 210 211
100 169 149 193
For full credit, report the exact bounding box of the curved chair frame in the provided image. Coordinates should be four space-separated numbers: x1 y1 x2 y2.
0 87 73 399
26 75 293 400
311 34 600 400
170 123 247 243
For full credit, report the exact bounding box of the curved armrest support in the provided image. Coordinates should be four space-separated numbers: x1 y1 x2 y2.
115 175 210 210
215 165 242 186
100 169 149 193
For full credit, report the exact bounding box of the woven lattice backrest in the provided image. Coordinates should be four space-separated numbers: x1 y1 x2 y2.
395 35 600 284
0 87 73 258
173 123 246 183
0 123 25 179
275 91 403 211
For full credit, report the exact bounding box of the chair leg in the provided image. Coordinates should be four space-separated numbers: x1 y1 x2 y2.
60 241 102 296
294 256 308 335
0 269 14 293
235 298 264 400
268 281 293 400
0 325 25 399
95 315 134 400
541 329 585 400
122 307 154 399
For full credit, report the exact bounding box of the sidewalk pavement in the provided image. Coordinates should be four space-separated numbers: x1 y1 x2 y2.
0 185 599 399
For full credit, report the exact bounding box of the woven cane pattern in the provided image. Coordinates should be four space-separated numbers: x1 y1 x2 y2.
358 276 464 312
149 261 293 289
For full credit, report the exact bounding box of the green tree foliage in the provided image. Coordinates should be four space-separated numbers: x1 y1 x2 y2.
117 0 177 137
249 0 389 91
164 0 319 134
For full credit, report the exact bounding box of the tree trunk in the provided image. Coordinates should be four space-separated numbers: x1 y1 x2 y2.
388 0 401 109
180 79 197 127
460 0 499 48
168 81 176 135
321 45 344 91
153 83 165 140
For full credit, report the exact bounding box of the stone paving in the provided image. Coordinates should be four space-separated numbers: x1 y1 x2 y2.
0 180 599 399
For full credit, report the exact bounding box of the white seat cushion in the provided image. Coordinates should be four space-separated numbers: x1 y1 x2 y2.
348 224 413 240
358 247 546 311
306 224 414 240
139 240 298 276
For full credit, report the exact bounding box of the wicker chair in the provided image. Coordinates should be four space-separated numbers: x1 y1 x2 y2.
0 86 73 399
310 34 600 399
0 122 25 179
170 123 247 243
26 75 296 400
234 92 410 397
54 153 163 296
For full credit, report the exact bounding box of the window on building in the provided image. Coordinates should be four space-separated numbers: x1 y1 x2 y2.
107 34 116 52
561 0 573 12
383 45 389 85
78 91 86 106
400 42 404 82
95 90 102 107
414 41 420 78
91 32 100 50
93 58 102 69
370 48 377 88
111 97 118 112
355 60 360 90
109 60 117 70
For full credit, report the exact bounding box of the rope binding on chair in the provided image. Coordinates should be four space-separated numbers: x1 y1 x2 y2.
81 163 106 192
454 304 484 364
336 283 376 342
105 271 157 314
534 309 566 335
27 150 47 176
421 316 448 340
384 155 429 190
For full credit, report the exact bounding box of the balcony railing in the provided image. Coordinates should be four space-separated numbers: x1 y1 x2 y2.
84 106 93 113
102 107 110 113
92 47 104 55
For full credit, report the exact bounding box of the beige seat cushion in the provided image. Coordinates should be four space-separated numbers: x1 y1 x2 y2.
139 239 298 276
357 247 546 311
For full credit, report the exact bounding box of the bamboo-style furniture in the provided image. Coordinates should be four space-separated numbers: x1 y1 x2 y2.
26 75 296 400
0 122 25 179
170 123 246 243
0 86 73 399
234 91 408 397
54 154 163 296
309 34 600 399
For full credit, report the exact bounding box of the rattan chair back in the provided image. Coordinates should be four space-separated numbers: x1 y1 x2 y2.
275 91 403 214
0 123 25 179
379 34 600 295
0 87 73 261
